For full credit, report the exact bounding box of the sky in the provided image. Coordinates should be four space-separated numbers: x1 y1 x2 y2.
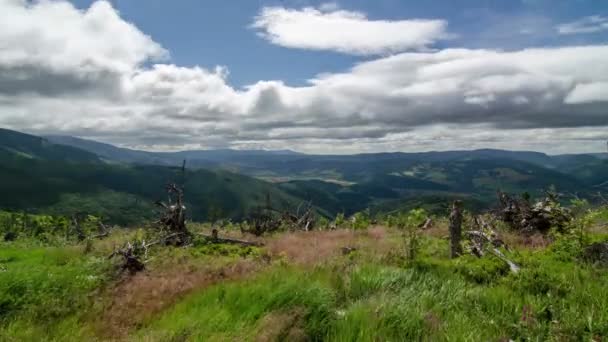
0 0 607 154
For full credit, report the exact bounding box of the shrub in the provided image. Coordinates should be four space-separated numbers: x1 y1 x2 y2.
388 208 427 262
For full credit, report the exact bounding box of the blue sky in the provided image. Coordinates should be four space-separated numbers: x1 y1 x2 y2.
65 0 608 87
0 0 607 153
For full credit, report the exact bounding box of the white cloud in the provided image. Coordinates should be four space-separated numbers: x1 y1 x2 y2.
565 82 608 104
556 15 608 35
0 0 607 154
251 5 448 55
0 0 167 97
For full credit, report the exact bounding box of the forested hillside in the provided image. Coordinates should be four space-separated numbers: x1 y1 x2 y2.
3 128 607 223
1 130 302 224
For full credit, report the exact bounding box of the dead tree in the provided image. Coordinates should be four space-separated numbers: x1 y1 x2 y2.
155 183 191 245
70 214 86 241
241 194 317 236
282 201 316 232
449 200 463 258
89 221 110 239
108 241 146 274
495 191 572 234
467 215 519 273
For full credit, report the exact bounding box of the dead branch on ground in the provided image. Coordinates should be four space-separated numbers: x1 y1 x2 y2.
199 228 264 247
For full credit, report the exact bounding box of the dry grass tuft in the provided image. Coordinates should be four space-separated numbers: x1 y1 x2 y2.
96 259 262 339
501 232 552 249
266 229 359 266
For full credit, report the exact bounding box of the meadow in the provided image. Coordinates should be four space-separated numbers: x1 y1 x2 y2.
0 206 607 341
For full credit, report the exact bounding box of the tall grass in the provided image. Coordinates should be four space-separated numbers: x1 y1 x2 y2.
0 207 606 341
137 238 608 341
0 244 109 340
138 266 336 341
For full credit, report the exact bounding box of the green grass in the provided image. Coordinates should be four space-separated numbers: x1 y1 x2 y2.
134 228 608 341
137 266 336 341
0 207 606 341
0 244 110 340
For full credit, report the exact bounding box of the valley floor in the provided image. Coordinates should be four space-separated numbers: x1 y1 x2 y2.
1 218 608 341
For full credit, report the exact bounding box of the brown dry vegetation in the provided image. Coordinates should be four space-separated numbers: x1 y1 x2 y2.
265 227 397 266
90 220 571 340
96 258 262 339
94 227 401 339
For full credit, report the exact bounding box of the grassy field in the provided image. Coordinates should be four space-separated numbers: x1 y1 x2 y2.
0 208 607 341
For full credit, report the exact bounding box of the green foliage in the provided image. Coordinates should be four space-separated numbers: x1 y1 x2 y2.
452 255 510 284
0 145 303 225
333 212 346 228
133 252 608 341
350 209 371 230
387 208 427 262
138 267 336 341
0 211 104 243
0 244 110 339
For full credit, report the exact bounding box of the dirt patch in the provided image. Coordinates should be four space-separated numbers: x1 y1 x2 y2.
95 259 262 340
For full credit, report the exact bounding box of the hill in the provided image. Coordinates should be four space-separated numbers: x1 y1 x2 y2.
44 134 608 187
0 128 100 163
44 135 302 167
5 128 608 220
1 130 305 224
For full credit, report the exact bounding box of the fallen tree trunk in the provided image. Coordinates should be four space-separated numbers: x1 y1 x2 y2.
466 229 520 274
420 217 433 230
199 230 264 247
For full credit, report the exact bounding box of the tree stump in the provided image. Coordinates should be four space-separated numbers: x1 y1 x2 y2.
449 200 463 258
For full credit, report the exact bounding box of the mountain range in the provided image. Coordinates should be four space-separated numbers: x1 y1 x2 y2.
0 128 606 224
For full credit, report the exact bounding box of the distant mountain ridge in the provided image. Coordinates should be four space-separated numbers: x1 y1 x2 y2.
0 129 306 224
0 128 100 163
44 135 302 166
45 133 606 171
1 128 606 222
41 131 608 196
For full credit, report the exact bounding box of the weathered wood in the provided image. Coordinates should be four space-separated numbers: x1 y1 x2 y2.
466 230 520 273
108 241 146 274
200 230 264 247
155 183 192 245
89 221 110 239
449 200 463 258
420 217 433 230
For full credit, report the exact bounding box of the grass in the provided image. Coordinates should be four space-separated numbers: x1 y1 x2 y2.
0 244 110 340
0 208 606 341
135 227 608 341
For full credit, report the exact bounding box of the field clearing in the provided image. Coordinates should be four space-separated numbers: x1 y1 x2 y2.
1 209 608 341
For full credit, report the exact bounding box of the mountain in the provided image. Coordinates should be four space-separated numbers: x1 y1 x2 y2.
1 129 306 224
44 135 167 165
43 134 601 185
44 135 301 167
0 128 100 163
4 128 607 222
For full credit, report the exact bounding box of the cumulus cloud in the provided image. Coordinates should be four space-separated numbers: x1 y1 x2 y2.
0 0 607 154
0 0 167 97
251 4 448 55
556 15 608 35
